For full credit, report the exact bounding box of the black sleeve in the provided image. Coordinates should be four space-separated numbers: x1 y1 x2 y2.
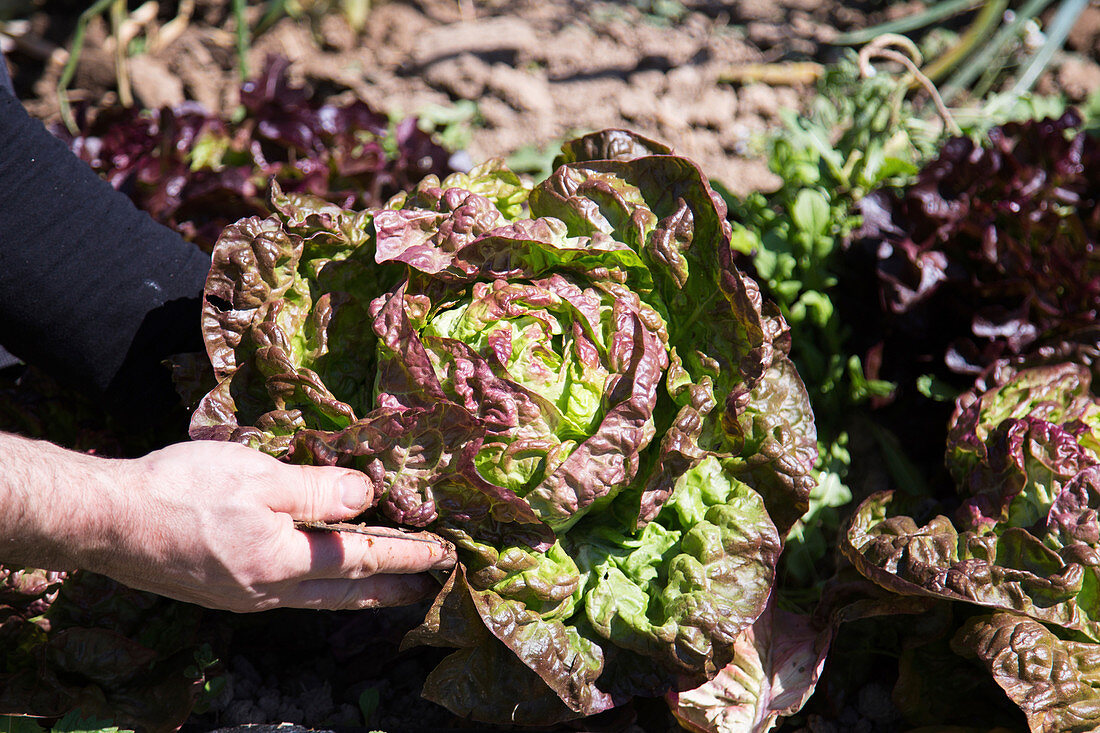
0 86 211 417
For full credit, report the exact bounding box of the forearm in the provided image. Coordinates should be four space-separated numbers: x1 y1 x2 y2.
0 431 128 572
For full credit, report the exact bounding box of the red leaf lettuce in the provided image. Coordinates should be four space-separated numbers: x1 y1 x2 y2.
190 130 818 723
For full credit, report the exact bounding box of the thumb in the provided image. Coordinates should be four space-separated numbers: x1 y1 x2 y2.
266 464 375 521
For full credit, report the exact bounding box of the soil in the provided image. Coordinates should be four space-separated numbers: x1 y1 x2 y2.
6 0 886 198
4 1 1100 731
8 0 1100 191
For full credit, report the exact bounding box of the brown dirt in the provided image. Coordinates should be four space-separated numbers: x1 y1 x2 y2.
5 0 875 197
7 1 1100 201
10 0 1100 195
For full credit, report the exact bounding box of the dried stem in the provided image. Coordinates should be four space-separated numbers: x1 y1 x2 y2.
859 34 961 137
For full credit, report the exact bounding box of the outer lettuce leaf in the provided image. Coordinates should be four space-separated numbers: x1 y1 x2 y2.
666 598 829 733
554 128 674 163
953 613 1100 733
666 573 946 733
199 215 303 381
730 356 817 535
844 490 1100 640
403 566 609 725
285 404 548 528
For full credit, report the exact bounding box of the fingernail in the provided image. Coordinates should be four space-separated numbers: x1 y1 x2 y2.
340 475 370 513
433 543 458 570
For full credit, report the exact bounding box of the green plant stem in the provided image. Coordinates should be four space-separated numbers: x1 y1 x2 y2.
233 0 249 80
108 0 130 107
940 0 1054 102
922 0 1009 82
254 0 288 37
971 35 1024 99
832 0 982 46
57 0 117 133
1004 0 1089 99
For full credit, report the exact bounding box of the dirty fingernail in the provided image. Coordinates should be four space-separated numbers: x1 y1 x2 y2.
340 475 370 512
433 543 458 569
434 536 458 567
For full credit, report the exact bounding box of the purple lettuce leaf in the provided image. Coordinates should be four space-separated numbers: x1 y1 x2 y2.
843 490 1100 641
849 110 1100 378
286 403 550 530
944 363 1100 531
728 355 818 536
953 612 1100 733
54 55 455 252
554 128 674 163
0 566 68 622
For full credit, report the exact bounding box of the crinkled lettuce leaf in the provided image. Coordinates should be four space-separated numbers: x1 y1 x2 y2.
843 489 1100 640
845 365 1100 640
953 613 1100 733
575 456 781 684
947 363 1100 530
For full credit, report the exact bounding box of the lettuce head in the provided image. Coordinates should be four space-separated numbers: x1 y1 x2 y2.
190 129 817 723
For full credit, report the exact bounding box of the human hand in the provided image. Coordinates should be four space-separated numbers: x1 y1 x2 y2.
0 435 455 612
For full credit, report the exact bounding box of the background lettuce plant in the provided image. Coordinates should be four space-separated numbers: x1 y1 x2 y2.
841 363 1100 732
53 54 455 253
841 110 1100 497
189 129 818 723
